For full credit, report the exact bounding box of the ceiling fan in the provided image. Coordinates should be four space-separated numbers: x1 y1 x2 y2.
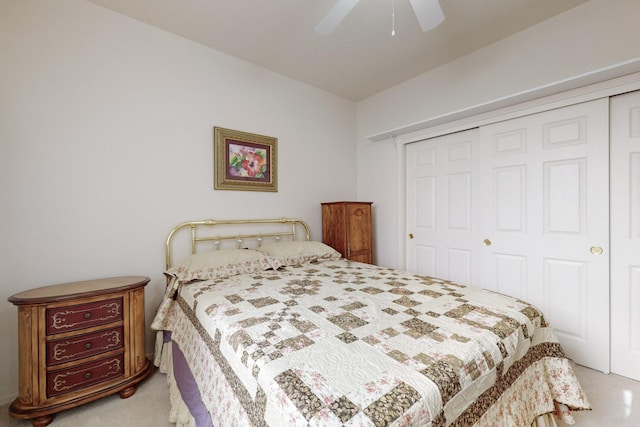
315 0 445 35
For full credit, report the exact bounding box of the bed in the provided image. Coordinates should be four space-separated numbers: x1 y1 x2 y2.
152 218 590 427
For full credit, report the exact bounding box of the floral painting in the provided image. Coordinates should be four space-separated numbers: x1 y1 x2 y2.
228 144 267 178
214 127 277 192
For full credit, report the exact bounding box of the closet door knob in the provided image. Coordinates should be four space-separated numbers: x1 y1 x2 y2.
590 246 603 255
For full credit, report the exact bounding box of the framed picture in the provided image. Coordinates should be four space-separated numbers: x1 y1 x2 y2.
213 127 278 192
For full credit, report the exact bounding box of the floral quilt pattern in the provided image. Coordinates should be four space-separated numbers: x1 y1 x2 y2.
152 259 590 427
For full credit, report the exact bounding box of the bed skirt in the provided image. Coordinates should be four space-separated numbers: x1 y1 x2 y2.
155 331 198 427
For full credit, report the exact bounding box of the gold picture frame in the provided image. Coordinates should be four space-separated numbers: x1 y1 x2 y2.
213 127 278 192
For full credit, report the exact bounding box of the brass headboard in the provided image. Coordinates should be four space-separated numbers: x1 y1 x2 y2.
165 217 311 270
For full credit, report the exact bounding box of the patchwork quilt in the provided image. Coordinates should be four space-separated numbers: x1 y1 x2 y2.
152 259 589 426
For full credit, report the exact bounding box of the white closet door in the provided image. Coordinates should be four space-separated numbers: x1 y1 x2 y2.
405 99 610 372
611 90 640 380
405 129 482 284
477 98 610 372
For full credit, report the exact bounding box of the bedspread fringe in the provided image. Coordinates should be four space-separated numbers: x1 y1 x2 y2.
469 355 588 427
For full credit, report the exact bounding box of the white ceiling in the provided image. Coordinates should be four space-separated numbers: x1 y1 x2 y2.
86 0 590 101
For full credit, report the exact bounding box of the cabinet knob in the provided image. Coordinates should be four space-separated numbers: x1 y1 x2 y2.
84 372 92 379
84 312 92 319
85 342 92 350
483 239 492 246
408 233 414 239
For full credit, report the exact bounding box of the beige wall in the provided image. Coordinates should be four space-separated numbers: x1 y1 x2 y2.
0 0 356 402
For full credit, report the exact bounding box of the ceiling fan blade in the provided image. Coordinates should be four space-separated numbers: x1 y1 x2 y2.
315 0 360 35
409 0 445 32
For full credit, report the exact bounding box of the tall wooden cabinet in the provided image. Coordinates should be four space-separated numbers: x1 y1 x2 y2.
321 201 373 264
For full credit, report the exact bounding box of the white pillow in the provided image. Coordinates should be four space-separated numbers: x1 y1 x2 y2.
257 241 341 266
166 249 281 282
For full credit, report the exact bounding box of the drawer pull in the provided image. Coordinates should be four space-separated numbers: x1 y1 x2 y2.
84 342 92 350
84 372 92 379
84 312 92 319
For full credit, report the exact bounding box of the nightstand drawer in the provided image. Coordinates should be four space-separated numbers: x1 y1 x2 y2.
46 297 123 335
46 326 124 366
47 354 124 397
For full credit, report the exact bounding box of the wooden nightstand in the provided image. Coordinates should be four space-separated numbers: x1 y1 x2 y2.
7 276 154 427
